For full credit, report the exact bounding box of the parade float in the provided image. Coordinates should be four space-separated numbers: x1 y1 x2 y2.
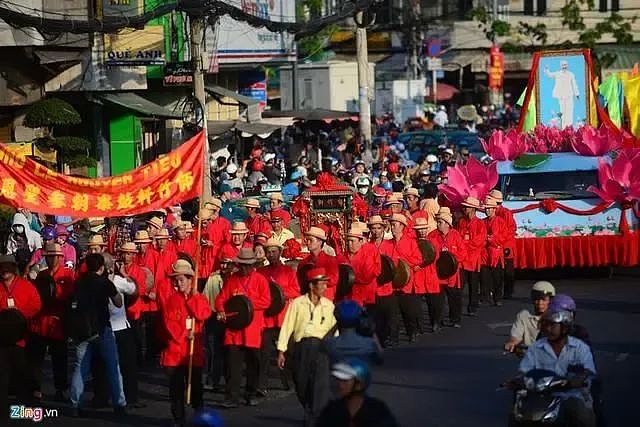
441 49 640 269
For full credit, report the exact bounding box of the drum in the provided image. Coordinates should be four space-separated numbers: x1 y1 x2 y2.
418 240 437 266
336 264 355 300
296 263 315 295
223 295 254 330
0 308 27 347
265 281 286 318
436 252 458 279
392 259 412 289
377 255 395 286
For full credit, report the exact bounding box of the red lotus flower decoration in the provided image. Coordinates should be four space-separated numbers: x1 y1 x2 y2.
572 125 622 156
282 238 302 260
351 194 369 220
587 149 640 203
481 129 528 161
438 156 499 207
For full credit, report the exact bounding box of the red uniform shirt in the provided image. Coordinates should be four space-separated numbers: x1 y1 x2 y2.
214 270 270 349
29 266 75 341
271 207 292 228
347 242 381 305
427 229 466 288
378 234 423 295
159 292 211 367
258 263 300 328
482 215 509 268
124 262 148 321
246 214 271 240
151 243 178 312
0 276 42 347
456 216 487 272
496 205 517 260
167 237 197 260
412 239 440 294
297 251 340 301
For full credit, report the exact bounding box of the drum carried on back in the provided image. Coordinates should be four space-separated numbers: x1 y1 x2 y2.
418 240 437 266
377 255 395 286
265 281 286 318
336 264 355 300
392 259 412 289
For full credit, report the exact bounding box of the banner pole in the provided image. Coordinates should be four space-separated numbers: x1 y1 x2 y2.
187 133 206 406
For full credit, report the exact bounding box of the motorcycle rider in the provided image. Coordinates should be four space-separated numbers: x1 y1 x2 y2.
504 281 555 353
547 294 591 347
512 307 597 427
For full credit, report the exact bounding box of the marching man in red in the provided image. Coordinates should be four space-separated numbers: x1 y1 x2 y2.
428 207 466 329
488 189 517 299
298 227 340 301
456 197 487 316
27 243 75 402
243 198 271 240
168 221 197 260
215 248 270 408
481 197 510 306
345 226 381 311
257 238 300 395
160 259 211 427
413 218 439 333
379 214 423 344
0 254 41 421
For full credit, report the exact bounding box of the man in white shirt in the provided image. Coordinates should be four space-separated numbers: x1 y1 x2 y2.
544 60 580 128
433 106 449 127
103 253 144 409
518 308 596 427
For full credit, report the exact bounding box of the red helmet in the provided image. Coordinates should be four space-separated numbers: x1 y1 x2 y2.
387 162 399 174
252 160 265 172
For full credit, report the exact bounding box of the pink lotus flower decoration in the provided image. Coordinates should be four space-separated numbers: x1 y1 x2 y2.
572 125 622 156
481 129 528 161
587 149 640 203
439 156 498 206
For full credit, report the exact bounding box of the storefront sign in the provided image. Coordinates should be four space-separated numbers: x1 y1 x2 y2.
0 132 204 217
104 26 165 66
205 0 296 66
488 45 505 89
239 70 267 111
164 62 193 86
103 0 140 17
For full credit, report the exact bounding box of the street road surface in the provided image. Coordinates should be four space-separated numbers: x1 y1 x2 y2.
18 272 640 427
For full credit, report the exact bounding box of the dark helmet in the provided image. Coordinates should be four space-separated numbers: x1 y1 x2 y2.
331 357 371 390
548 294 576 313
189 408 223 427
42 225 57 241
334 300 363 328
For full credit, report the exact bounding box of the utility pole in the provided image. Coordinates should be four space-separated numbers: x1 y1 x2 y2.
189 13 211 198
355 10 373 151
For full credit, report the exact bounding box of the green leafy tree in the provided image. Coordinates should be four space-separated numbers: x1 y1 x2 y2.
23 98 96 169
296 0 338 59
470 0 637 68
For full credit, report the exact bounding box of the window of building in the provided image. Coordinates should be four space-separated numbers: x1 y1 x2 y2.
599 0 620 12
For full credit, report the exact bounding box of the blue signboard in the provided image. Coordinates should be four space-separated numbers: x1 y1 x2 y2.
238 70 267 111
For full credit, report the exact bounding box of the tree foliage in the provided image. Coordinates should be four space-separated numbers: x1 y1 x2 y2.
296 0 337 58
470 0 637 65
23 98 96 169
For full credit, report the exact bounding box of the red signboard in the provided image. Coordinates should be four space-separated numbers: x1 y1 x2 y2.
488 45 505 89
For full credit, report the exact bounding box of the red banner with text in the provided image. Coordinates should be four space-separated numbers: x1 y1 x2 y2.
0 131 204 217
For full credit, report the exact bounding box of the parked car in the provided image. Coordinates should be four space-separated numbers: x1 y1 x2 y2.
398 130 483 162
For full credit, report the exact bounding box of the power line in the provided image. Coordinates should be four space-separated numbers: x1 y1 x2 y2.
0 0 374 38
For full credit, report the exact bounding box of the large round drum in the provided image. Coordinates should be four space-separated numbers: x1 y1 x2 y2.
418 240 437 266
377 255 395 286
223 295 254 330
392 259 412 289
0 308 27 347
436 252 458 279
336 264 355 300
296 263 315 295
265 281 286 318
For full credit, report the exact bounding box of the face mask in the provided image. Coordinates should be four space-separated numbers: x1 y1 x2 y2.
358 187 369 195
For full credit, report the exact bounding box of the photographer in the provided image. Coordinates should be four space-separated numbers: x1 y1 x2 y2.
324 300 383 365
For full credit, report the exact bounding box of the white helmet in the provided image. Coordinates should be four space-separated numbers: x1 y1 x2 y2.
531 281 556 298
226 163 238 174
426 154 438 163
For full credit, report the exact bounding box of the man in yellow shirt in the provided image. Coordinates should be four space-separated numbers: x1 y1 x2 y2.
277 267 336 427
269 211 295 246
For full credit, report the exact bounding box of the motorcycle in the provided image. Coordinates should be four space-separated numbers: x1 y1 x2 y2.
506 369 569 426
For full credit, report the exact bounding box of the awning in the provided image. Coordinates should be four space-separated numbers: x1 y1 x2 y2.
442 50 486 72
426 82 460 101
207 119 291 138
205 85 261 122
207 120 236 136
99 92 182 119
35 50 85 65
262 109 358 121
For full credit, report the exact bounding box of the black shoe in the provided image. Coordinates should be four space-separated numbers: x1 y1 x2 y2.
494 301 503 307
430 325 441 333
54 390 68 403
203 383 215 392
382 339 393 348
465 311 478 317
453 323 462 329
114 406 127 418
442 320 455 327
245 397 259 406
256 388 268 398
219 400 239 409
129 402 147 409
409 334 417 343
